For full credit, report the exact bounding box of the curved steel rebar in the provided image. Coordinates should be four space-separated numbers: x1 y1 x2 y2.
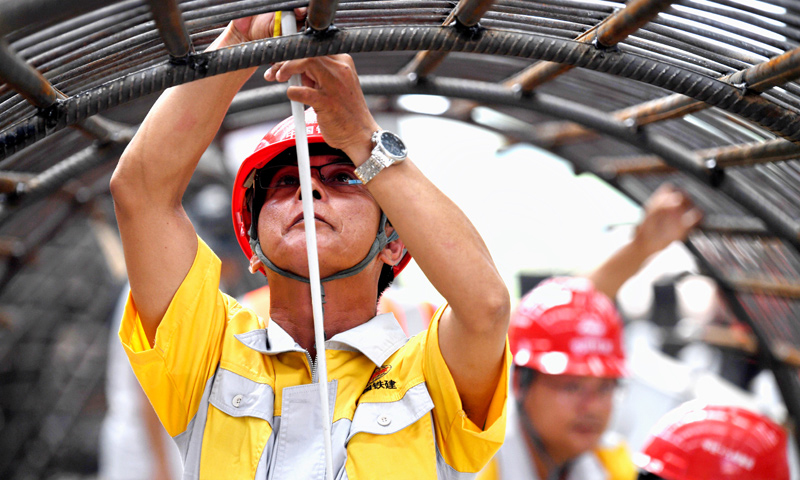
234 75 800 248
10 69 800 254
0 0 125 36
9 136 129 211
234 75 710 178
2 0 793 121
2 25 800 161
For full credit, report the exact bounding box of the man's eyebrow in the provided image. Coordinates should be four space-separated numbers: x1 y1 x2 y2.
326 157 355 165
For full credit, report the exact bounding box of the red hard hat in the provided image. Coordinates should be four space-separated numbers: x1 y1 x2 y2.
231 108 411 277
638 402 790 480
508 277 626 378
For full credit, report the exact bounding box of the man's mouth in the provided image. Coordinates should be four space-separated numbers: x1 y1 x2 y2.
290 213 330 228
572 422 603 435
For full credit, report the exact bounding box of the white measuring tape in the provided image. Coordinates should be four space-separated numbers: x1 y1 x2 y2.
279 11 335 480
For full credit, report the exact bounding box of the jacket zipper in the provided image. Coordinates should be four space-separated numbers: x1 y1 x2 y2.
304 350 318 383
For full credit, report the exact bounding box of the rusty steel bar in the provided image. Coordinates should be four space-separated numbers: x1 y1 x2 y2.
597 138 800 176
708 139 800 168
0 40 58 108
536 46 800 146
448 0 497 27
529 121 598 148
400 0 496 77
399 51 448 78
307 0 340 32
145 0 193 58
594 155 672 176
735 279 800 299
730 50 800 94
504 0 675 91
619 47 800 127
613 95 708 126
595 0 674 48
0 171 33 195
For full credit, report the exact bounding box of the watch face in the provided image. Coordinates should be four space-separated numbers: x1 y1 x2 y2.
380 131 407 158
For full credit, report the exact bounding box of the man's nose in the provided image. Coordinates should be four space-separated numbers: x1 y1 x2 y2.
297 172 325 201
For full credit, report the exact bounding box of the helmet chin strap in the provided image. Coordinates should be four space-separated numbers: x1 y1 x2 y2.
250 212 399 286
517 391 570 480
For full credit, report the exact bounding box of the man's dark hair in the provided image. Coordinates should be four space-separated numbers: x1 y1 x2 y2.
377 264 394 301
514 366 538 393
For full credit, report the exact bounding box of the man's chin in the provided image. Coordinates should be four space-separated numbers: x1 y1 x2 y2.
565 433 602 457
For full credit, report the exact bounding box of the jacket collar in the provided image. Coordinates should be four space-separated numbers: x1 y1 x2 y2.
235 312 409 366
326 313 409 366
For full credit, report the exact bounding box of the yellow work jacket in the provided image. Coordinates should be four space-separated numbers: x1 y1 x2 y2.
120 237 510 479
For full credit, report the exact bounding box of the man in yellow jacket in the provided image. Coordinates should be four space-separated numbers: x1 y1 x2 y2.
111 8 511 479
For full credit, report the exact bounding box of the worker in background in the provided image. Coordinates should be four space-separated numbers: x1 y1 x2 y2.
479 184 702 480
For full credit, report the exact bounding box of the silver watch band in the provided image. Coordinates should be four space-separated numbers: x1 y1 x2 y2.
354 153 385 184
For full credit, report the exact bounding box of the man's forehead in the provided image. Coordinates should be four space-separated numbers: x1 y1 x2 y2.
266 145 351 168
310 154 352 166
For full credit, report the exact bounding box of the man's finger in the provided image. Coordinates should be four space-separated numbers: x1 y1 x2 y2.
286 86 320 106
683 208 704 229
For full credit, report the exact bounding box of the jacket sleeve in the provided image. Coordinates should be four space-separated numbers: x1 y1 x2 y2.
119 236 229 437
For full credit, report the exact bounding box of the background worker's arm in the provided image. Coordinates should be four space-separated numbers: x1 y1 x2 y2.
586 183 703 300
110 13 299 345
267 56 511 428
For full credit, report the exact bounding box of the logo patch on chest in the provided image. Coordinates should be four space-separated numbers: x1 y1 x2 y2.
363 364 397 393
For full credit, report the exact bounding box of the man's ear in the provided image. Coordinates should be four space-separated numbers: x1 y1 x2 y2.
379 225 405 267
249 253 265 274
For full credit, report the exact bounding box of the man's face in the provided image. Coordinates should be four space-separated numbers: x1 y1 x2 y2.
257 154 382 278
521 373 617 464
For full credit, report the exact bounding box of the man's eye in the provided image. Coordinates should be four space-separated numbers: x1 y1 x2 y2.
272 174 300 188
598 381 618 395
330 171 358 184
562 382 581 394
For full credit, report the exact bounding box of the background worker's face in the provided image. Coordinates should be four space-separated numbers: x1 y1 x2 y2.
522 373 617 464
257 154 382 278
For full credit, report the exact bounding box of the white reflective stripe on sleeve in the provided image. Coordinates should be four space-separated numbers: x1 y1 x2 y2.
173 374 215 480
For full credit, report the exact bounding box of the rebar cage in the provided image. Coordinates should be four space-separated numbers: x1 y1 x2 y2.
1 0 800 477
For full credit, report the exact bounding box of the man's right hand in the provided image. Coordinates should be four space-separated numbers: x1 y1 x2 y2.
213 8 308 50
634 183 703 257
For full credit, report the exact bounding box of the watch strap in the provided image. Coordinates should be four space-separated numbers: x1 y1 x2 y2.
354 153 385 184
355 130 406 184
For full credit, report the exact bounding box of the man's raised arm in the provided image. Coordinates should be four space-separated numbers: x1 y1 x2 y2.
586 183 703 300
110 14 296 345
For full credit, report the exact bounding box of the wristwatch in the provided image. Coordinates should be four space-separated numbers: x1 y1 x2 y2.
354 130 408 184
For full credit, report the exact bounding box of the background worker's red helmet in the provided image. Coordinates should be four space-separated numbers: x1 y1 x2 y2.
637 402 790 480
508 276 626 378
231 108 411 277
